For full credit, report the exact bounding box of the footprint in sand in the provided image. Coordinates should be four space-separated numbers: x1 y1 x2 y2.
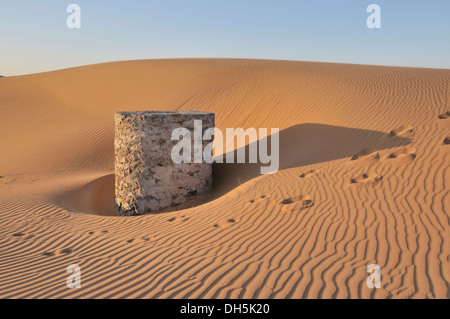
13 232 25 237
213 218 239 228
350 172 383 184
168 215 190 223
438 111 450 119
141 236 152 242
351 148 380 161
444 137 450 145
88 230 109 236
299 169 320 178
43 247 73 257
437 112 450 129
388 146 417 160
12 232 35 240
250 195 269 203
389 125 414 137
127 236 153 244
279 194 314 209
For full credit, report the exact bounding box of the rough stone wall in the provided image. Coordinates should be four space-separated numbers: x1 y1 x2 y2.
114 111 215 216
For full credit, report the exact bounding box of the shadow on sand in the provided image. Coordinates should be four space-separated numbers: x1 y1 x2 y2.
59 123 411 216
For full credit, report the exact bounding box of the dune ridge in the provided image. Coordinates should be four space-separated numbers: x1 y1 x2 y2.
0 59 449 298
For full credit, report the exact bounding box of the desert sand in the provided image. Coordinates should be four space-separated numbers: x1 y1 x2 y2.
0 59 448 298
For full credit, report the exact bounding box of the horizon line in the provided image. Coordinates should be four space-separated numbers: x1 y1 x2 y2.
3 57 450 77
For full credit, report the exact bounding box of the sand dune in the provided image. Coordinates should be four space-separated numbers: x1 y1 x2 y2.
0 59 449 298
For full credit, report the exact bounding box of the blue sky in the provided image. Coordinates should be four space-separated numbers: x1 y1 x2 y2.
1 0 449 75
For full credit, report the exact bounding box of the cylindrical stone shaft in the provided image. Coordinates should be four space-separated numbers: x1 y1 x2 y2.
114 111 215 216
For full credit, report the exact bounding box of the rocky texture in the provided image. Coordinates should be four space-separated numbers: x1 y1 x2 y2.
114 111 215 215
